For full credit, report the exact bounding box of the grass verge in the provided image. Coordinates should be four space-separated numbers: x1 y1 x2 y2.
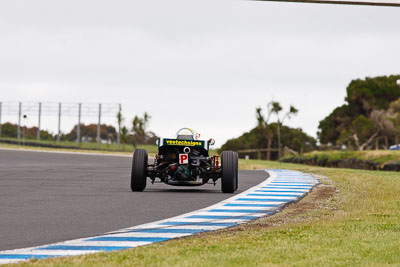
8 160 400 266
281 150 400 171
0 137 158 154
297 150 400 164
0 138 219 157
0 140 156 156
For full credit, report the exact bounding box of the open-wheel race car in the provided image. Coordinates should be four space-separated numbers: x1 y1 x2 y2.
130 128 238 193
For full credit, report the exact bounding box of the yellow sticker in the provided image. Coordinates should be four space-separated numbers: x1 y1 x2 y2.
165 140 203 147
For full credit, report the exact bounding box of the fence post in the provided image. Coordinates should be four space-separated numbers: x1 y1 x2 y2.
0 102 2 137
97 103 101 145
57 102 61 142
17 102 22 141
117 104 121 147
37 102 41 140
77 103 81 144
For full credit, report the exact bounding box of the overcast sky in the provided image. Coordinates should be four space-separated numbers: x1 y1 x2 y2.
1 0 399 147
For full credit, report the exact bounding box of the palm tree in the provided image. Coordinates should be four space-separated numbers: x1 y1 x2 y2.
256 102 274 160
271 102 298 158
120 126 129 150
132 112 151 148
117 108 123 148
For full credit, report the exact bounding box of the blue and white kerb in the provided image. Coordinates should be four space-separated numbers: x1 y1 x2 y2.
0 169 318 265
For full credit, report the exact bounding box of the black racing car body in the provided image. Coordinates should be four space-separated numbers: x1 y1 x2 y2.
148 138 219 186
130 133 238 193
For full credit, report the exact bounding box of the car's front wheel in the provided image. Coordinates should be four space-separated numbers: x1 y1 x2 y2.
131 149 148 192
221 151 238 193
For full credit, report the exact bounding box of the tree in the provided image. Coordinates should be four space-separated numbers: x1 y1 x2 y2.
317 105 352 145
131 112 151 148
120 126 129 149
220 123 316 160
0 122 53 140
256 102 274 160
221 102 307 160
389 99 400 148
271 102 298 158
346 75 400 115
369 101 400 149
65 124 117 142
338 115 378 150
318 74 400 145
117 109 123 148
1 123 18 138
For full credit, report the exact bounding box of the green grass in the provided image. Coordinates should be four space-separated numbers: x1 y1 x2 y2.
8 159 400 266
0 137 158 154
0 138 219 157
312 150 400 163
282 150 400 167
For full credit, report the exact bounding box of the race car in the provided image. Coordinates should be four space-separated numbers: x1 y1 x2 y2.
130 128 238 193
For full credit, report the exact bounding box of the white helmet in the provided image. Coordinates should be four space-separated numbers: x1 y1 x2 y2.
176 128 200 140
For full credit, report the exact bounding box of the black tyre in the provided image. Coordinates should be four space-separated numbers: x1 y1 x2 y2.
233 151 239 190
131 149 148 192
221 151 238 193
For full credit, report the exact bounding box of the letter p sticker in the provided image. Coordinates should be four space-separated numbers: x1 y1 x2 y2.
179 154 188 164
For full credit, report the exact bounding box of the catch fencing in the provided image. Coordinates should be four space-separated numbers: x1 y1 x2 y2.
0 101 121 145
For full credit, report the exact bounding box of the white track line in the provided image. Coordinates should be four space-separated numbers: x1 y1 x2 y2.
0 169 318 265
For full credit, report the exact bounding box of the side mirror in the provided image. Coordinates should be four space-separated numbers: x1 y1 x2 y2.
208 139 215 146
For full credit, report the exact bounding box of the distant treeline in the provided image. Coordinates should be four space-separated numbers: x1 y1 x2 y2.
318 74 400 150
220 123 316 160
220 101 316 160
0 122 157 145
0 122 54 140
220 74 400 159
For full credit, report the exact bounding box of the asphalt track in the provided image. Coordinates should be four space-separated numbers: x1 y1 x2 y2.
0 149 267 251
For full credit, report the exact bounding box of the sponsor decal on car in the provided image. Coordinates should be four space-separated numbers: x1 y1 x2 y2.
163 139 204 147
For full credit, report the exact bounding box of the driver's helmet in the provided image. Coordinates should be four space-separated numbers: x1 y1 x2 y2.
176 128 200 140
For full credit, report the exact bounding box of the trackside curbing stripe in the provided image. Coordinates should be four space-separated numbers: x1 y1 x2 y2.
236 198 294 202
160 222 238 227
261 187 312 189
128 229 205 234
271 182 314 185
223 203 278 207
0 169 318 265
256 191 308 194
0 255 60 259
247 193 303 197
86 237 171 242
186 215 261 220
208 209 267 213
38 245 132 251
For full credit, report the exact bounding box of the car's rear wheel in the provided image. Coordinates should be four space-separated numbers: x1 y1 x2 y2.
131 149 148 192
221 151 238 193
233 151 239 190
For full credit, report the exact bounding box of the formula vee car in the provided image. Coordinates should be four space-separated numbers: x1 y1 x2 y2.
130 128 238 193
